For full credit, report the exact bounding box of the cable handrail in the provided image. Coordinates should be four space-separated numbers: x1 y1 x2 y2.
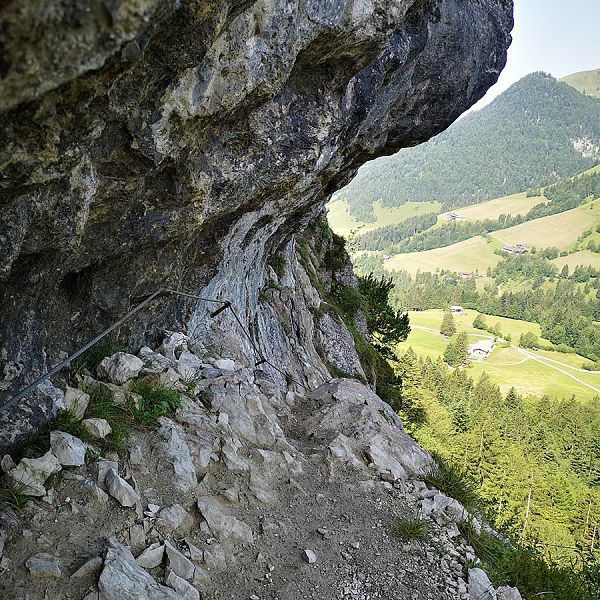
0 287 309 413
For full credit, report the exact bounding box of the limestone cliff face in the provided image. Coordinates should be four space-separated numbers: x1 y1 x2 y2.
0 0 513 441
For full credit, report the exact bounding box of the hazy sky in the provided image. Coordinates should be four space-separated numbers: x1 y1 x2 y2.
473 0 600 110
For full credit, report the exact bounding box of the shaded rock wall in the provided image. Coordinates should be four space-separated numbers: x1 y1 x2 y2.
0 0 513 436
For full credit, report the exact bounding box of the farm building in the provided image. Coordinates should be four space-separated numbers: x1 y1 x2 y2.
502 244 528 255
468 340 495 360
450 305 464 315
447 212 465 222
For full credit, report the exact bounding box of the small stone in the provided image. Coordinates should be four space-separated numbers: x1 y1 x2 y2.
203 543 227 570
81 478 109 503
71 556 103 578
136 543 165 569
7 451 61 496
186 540 204 563
64 386 90 420
50 431 87 466
165 541 196 580
98 352 144 385
105 468 140 507
25 552 61 578
166 569 200 600
497 586 523 600
1 454 16 473
304 549 317 564
214 358 236 371
156 504 195 533
129 445 149 473
350 542 360 549
469 567 496 600
95 460 119 489
82 417 112 439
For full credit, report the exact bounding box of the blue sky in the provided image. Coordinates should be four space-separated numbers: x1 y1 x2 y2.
474 0 600 109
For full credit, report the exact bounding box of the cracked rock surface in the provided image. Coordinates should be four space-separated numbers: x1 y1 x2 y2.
0 0 512 448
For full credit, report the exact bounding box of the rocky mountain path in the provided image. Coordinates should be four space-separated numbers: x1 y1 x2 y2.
0 333 519 600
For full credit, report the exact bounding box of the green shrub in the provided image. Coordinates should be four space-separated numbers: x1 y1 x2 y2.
269 254 285 278
457 520 600 600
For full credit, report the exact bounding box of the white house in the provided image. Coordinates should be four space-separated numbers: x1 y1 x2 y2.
468 340 495 360
450 305 464 315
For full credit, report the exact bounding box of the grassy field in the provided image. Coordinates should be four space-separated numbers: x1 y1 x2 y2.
440 192 546 222
490 204 600 250
398 310 600 401
561 68 600 98
385 235 502 275
327 199 441 238
552 250 600 270
407 309 546 343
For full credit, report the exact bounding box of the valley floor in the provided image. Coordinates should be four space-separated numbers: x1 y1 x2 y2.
398 310 600 401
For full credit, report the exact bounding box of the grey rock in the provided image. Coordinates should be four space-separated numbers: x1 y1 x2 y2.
25 552 61 578
136 543 165 569
98 353 144 385
0 529 6 561
105 468 140 508
214 359 237 372
99 539 179 599
64 386 91 420
164 541 196 580
497 586 523 600
95 460 119 489
165 569 200 600
156 504 195 533
81 478 109 504
304 549 317 564
469 568 497 600
202 543 227 571
50 431 87 466
0 454 15 473
197 496 253 545
7 451 61 496
155 418 197 493
71 556 104 579
82 418 113 439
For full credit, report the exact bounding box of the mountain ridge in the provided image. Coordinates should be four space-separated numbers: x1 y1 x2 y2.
337 72 600 221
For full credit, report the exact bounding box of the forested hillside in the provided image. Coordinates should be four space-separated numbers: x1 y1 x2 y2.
356 169 600 254
337 73 600 222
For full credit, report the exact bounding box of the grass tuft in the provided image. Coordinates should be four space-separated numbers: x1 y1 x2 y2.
422 455 480 511
130 381 182 425
70 335 125 375
0 481 29 510
392 515 431 540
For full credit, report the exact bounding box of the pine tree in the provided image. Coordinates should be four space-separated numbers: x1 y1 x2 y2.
440 310 456 337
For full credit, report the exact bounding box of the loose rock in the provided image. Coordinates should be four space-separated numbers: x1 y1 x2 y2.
105 468 140 508
25 552 61 579
98 353 144 385
50 431 87 466
82 418 113 439
7 451 61 496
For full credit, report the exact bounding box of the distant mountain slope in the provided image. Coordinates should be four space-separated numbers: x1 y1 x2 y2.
337 73 600 221
561 67 600 98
